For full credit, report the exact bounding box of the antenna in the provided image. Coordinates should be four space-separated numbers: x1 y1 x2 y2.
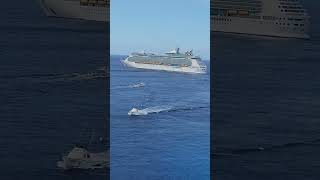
175 47 180 54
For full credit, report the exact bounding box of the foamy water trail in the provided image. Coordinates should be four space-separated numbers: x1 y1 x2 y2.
128 82 145 88
53 72 106 82
112 82 146 90
128 105 173 116
49 66 107 82
128 104 208 116
5 66 107 83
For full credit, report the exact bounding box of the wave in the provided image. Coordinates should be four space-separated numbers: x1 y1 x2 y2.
111 82 145 90
128 105 173 116
214 138 320 156
128 105 208 116
128 82 145 88
1 71 107 82
56 72 106 81
0 73 61 80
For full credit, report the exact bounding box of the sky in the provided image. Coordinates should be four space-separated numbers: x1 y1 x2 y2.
111 0 210 60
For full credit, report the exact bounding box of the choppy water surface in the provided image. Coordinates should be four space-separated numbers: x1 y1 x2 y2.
111 56 210 180
0 1 108 179
212 1 320 179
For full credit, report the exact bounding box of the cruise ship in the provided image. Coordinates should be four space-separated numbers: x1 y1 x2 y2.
38 0 109 22
122 48 207 74
211 0 310 38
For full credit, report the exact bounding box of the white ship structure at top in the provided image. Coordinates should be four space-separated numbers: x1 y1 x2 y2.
211 0 310 39
38 0 109 22
122 48 207 74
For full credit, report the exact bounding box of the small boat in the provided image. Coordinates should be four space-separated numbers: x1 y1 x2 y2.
128 108 146 116
57 126 108 170
129 82 145 88
57 146 109 170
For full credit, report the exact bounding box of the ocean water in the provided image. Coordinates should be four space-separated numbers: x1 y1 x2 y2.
110 56 210 180
212 1 320 179
0 1 108 179
3 1 320 179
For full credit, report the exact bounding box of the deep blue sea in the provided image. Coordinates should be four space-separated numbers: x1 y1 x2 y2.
0 1 108 179
2 0 320 180
212 1 320 180
110 56 210 180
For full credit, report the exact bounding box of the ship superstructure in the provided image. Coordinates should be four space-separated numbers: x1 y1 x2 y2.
123 48 207 74
211 0 310 38
38 0 109 22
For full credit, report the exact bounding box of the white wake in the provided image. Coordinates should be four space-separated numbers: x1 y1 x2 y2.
127 104 208 116
128 105 173 116
128 82 145 88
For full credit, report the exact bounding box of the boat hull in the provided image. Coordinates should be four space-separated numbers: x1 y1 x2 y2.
212 16 309 39
38 0 109 22
57 151 108 170
122 59 206 74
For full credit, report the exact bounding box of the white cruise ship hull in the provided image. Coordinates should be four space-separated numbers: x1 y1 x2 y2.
212 16 309 39
122 59 206 74
38 0 109 22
